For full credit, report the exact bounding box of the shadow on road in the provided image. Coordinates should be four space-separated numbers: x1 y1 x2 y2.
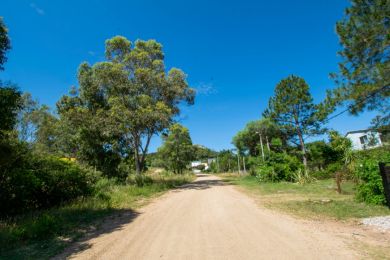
176 175 234 191
53 209 140 259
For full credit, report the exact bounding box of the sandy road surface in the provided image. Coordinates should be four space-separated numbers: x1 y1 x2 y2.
57 174 356 259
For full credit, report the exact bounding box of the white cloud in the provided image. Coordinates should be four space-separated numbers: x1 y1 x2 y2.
195 82 218 96
30 3 45 15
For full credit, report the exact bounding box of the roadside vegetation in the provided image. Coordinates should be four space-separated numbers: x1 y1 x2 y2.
0 17 195 259
0 0 389 257
211 0 390 214
0 171 194 259
222 174 390 220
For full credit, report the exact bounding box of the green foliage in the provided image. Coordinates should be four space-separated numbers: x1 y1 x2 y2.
232 119 281 156
224 176 390 220
0 17 11 70
355 159 386 205
333 0 389 118
214 150 236 172
0 149 97 216
263 75 332 168
157 123 194 174
58 36 195 175
192 145 217 161
0 173 194 259
254 151 303 182
354 148 390 205
312 162 343 180
0 83 22 133
291 168 315 184
307 141 339 171
126 174 154 187
18 93 60 154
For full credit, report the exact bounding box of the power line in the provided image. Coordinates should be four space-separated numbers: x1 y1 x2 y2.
301 83 390 138
323 83 390 125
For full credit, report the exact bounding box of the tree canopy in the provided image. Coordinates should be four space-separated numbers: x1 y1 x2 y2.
0 17 10 71
57 36 195 175
263 75 330 168
157 123 194 174
232 118 281 157
333 0 390 124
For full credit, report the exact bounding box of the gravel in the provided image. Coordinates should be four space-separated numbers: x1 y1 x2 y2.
361 216 390 231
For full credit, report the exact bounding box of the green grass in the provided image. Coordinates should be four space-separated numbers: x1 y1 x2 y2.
0 172 194 259
222 174 390 220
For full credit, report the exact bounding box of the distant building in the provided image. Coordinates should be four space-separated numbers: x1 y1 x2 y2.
191 161 202 168
191 160 212 173
345 129 383 150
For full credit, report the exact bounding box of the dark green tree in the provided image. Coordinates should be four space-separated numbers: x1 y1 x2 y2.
215 149 237 172
18 93 59 154
192 144 217 161
264 75 330 169
232 118 281 157
157 123 194 174
0 83 22 134
333 0 390 124
58 36 195 176
0 17 11 70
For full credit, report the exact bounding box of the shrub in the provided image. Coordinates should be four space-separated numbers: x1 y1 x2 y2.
126 174 153 187
292 168 315 184
355 158 386 205
354 148 390 205
312 162 343 180
0 151 98 217
254 165 277 182
254 151 303 182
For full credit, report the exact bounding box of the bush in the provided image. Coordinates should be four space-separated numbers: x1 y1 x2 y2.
254 151 303 182
355 158 386 205
126 174 154 187
312 162 343 180
354 148 390 205
254 165 277 182
0 150 98 217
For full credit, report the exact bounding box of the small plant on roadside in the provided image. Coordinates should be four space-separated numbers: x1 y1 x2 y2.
292 168 315 184
329 131 356 193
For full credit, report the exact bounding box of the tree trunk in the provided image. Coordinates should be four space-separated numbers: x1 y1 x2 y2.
243 156 246 173
134 147 141 175
335 171 342 194
259 133 265 162
295 122 307 170
266 135 271 152
237 154 240 174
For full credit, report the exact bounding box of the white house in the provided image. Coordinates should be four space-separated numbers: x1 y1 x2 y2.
345 129 383 150
191 160 212 173
191 161 202 168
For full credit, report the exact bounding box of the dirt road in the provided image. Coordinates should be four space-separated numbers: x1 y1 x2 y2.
58 174 356 259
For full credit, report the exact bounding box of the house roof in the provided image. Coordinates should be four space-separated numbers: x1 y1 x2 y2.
345 129 378 136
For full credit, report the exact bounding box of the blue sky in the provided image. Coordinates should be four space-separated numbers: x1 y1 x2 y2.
1 0 376 152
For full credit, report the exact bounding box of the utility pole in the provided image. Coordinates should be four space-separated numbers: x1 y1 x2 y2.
217 156 220 173
228 157 231 172
237 152 241 174
256 131 265 162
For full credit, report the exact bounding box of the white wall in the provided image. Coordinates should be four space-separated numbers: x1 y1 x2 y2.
346 131 382 150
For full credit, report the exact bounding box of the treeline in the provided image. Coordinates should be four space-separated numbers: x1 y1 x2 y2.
225 0 390 205
0 19 195 216
149 124 217 173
